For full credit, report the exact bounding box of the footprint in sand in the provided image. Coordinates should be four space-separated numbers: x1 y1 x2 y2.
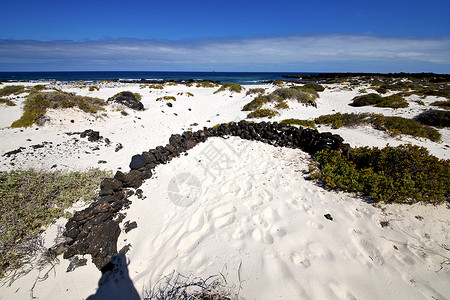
291 251 311 268
307 219 324 229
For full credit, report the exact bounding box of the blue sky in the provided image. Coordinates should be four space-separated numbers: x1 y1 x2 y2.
1 0 449 72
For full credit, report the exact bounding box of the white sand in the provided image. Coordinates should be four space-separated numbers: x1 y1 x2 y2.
0 81 449 299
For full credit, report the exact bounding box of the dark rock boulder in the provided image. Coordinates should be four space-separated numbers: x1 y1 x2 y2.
108 91 144 111
129 154 147 170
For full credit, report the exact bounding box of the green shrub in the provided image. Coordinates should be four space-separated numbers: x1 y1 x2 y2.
166 82 178 86
275 101 289 109
11 91 105 127
0 98 16 106
156 96 176 101
280 118 316 129
0 168 111 278
272 87 318 105
149 84 165 89
186 92 194 97
314 113 441 142
247 108 279 119
214 83 243 94
351 93 383 106
416 110 450 127
246 88 266 96
196 81 218 88
313 145 449 203
0 85 26 96
303 83 325 92
375 94 409 108
431 100 450 109
89 86 100 92
242 96 269 111
32 85 47 91
113 91 142 101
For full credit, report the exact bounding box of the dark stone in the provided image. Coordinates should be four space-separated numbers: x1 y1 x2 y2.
124 221 138 233
122 170 143 188
166 102 173 107
80 129 101 142
66 256 88 272
107 91 144 111
115 143 123 152
101 178 123 191
324 214 333 221
87 220 121 270
142 152 156 164
129 154 147 170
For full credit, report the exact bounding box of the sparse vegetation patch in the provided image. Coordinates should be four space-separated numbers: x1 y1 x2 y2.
247 108 279 119
416 110 450 127
0 85 26 97
0 168 111 278
0 98 16 106
280 118 316 129
214 83 243 94
11 91 106 127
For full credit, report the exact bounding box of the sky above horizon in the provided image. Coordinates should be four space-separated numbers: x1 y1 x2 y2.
1 0 449 72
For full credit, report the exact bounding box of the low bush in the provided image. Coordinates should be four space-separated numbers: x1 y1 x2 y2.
351 93 383 106
247 108 279 118
186 92 194 97
314 113 441 142
196 81 218 88
242 96 269 111
275 101 289 109
246 88 266 96
0 85 26 97
374 94 409 108
416 110 450 127
148 84 164 89
0 168 111 278
280 118 316 129
11 91 106 127
303 83 325 92
272 87 318 105
312 145 449 203
214 83 243 94
32 85 47 91
89 86 100 92
431 100 450 109
156 96 176 101
113 91 142 101
0 98 16 106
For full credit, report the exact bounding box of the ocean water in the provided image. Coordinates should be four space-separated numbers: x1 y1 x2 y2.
0 71 312 85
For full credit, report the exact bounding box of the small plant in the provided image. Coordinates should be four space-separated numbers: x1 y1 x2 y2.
156 96 177 101
214 83 243 94
247 108 279 118
32 85 47 91
246 88 266 96
0 85 26 96
275 101 289 109
89 86 100 92
196 81 218 88
0 98 16 106
120 110 129 116
149 84 165 89
242 96 269 111
272 80 285 86
186 92 194 97
431 100 450 109
416 110 450 127
166 82 178 86
280 118 316 129
11 91 106 127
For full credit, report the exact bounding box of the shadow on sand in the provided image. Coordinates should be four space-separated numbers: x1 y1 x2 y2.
87 254 140 300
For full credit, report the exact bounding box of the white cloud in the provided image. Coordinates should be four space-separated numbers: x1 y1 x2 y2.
0 34 449 71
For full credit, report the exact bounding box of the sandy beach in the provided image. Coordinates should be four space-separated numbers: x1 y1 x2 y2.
0 80 449 299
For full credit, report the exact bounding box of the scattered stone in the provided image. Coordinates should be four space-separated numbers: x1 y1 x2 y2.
66 256 88 272
80 129 101 142
115 143 123 152
124 221 138 233
166 102 173 107
98 160 107 164
324 214 333 221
